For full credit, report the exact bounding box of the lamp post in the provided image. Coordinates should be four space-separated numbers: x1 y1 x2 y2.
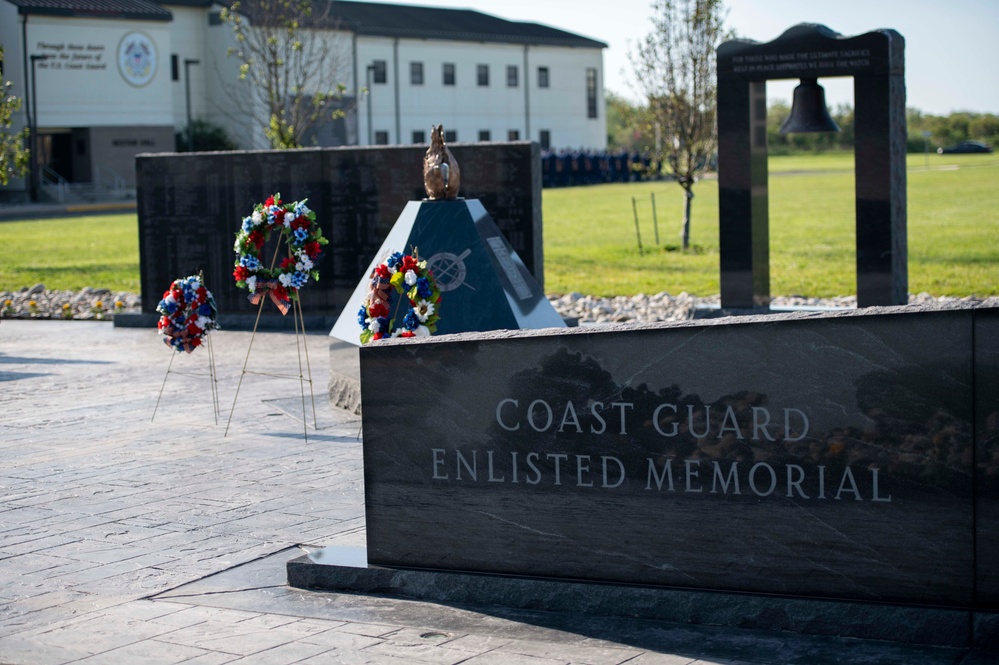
366 64 375 146
28 54 50 202
184 59 201 152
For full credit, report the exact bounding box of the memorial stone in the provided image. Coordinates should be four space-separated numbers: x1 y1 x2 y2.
329 199 565 344
355 305 982 606
133 142 542 327
294 305 999 647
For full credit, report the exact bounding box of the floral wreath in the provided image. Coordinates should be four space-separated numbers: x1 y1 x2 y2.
156 275 220 353
232 193 328 314
359 251 442 344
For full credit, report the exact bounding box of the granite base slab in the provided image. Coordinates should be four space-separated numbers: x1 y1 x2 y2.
115 312 339 332
287 546 996 648
329 340 361 415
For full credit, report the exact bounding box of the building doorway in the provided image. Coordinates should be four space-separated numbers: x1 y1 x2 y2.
37 130 74 182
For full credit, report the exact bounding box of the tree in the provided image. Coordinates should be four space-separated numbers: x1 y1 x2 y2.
219 0 350 149
175 119 239 153
631 0 727 250
605 92 646 153
0 45 30 187
970 114 999 148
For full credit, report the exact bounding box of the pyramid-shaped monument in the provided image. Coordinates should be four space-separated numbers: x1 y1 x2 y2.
330 197 565 345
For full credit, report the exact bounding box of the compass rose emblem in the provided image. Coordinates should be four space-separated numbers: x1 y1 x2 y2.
427 248 474 292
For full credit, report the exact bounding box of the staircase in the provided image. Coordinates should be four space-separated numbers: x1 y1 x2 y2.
39 165 136 204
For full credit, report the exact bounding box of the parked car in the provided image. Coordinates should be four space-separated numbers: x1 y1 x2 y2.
937 140 993 154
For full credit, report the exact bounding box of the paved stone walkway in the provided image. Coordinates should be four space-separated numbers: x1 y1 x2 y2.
0 321 993 664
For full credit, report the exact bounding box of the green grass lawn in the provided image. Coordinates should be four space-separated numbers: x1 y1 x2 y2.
0 213 140 293
543 152 999 297
1 152 997 297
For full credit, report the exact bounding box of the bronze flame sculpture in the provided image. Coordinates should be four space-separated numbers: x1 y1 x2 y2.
423 124 460 200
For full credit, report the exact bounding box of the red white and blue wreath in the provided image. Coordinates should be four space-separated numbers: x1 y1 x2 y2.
359 251 442 344
232 193 328 314
156 275 220 353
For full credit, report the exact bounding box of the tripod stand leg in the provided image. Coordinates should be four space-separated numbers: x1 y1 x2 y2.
151 350 176 423
224 296 267 437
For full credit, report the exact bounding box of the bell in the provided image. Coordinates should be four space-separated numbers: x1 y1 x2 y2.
779 78 841 134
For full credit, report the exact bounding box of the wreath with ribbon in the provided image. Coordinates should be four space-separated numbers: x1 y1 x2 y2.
359 251 442 344
156 275 220 353
232 194 328 314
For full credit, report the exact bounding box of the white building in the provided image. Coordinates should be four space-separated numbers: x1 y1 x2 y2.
0 0 606 202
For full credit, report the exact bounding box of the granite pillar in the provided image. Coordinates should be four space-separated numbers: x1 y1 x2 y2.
718 80 769 308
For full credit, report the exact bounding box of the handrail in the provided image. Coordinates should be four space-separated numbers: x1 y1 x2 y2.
95 165 127 194
39 165 69 203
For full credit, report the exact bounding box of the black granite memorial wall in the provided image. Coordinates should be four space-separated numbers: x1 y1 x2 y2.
355 305 997 614
135 143 541 325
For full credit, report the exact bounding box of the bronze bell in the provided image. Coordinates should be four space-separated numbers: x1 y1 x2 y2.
779 78 841 134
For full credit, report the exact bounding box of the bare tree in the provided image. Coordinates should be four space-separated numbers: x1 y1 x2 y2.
631 0 727 250
0 45 30 186
219 0 350 149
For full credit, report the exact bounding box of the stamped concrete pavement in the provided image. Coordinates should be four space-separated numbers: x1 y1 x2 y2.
0 320 992 664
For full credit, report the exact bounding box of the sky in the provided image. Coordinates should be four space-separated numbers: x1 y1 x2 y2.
366 0 999 115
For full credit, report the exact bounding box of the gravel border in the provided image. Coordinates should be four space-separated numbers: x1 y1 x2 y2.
1 285 141 321
3 284 996 324
547 291 999 324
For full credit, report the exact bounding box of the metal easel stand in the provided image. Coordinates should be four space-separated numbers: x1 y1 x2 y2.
151 331 221 425
223 290 318 443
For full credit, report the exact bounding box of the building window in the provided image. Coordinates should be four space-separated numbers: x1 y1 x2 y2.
539 130 551 150
445 130 457 143
443 63 455 86
586 67 598 119
410 62 424 85
478 130 491 141
537 66 549 88
477 64 489 87
171 54 179 81
506 65 518 87
371 60 387 84
508 130 520 141
374 130 389 145
412 130 426 143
